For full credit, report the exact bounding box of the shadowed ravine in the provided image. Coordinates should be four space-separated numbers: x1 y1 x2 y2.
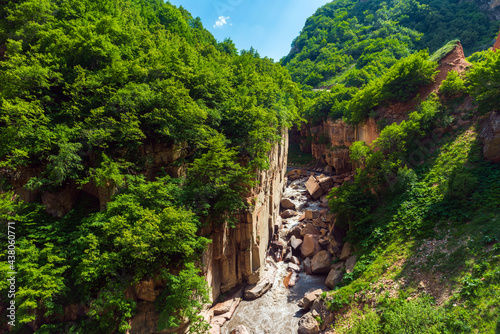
222 175 327 334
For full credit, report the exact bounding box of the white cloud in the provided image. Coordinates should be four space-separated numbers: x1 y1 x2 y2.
213 16 230 29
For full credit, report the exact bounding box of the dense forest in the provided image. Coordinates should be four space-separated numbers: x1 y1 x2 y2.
281 0 498 124
0 0 301 332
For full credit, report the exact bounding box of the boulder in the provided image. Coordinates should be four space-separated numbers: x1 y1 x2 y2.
318 238 330 250
311 250 332 274
305 176 325 199
345 255 357 273
281 198 296 210
288 262 301 272
290 235 303 249
480 111 500 163
287 226 302 239
291 256 301 266
244 264 276 300
331 261 344 271
284 247 293 263
300 224 320 237
303 257 312 274
317 176 334 192
305 210 320 220
301 234 321 258
339 242 352 260
281 209 297 219
298 289 324 310
298 312 320 334
325 270 343 289
312 218 328 229
230 325 250 334
288 272 300 287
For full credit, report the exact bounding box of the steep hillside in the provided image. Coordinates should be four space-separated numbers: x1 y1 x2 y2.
282 0 498 89
291 33 500 334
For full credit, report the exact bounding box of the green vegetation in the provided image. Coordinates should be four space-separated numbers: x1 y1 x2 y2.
0 0 301 332
321 42 500 332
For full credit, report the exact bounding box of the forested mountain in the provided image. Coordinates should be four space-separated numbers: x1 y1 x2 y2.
0 0 300 332
282 0 497 89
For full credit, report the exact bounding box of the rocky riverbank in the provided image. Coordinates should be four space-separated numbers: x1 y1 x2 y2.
204 168 356 333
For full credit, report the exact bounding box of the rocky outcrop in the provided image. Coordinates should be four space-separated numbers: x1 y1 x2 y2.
480 111 500 163
470 0 500 20
202 132 288 301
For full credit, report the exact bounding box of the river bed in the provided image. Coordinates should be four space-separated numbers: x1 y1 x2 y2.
221 175 327 334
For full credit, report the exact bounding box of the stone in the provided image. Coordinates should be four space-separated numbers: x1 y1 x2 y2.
211 316 227 327
311 250 332 274
325 270 343 289
288 226 302 239
331 261 344 271
230 325 250 334
298 213 306 222
244 264 276 300
301 234 321 258
300 224 320 237
288 272 300 287
317 176 334 192
305 176 325 199
281 209 297 219
339 242 352 260
480 111 500 163
134 279 156 302
299 169 309 176
298 312 320 334
312 218 328 229
303 257 312 274
305 210 321 220
311 298 335 331
281 198 296 210
298 289 324 310
319 238 330 250
288 262 301 272
284 247 293 263
291 256 301 266
345 255 357 273
290 235 303 249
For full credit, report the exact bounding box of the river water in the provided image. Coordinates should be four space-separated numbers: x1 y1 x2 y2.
221 175 327 334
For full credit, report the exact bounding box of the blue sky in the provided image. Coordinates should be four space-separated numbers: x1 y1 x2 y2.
167 0 332 61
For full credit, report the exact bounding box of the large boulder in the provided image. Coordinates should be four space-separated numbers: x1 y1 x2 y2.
325 270 343 289
280 198 296 210
298 289 324 310
305 176 325 199
298 312 320 334
305 210 320 220
311 250 332 274
244 265 276 300
290 235 303 249
281 209 297 219
317 176 334 192
300 224 320 237
345 255 357 273
301 234 321 258
339 242 352 260
287 225 302 239
312 218 328 229
303 257 312 274
480 111 500 163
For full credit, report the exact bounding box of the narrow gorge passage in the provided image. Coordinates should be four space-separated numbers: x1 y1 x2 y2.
221 173 327 334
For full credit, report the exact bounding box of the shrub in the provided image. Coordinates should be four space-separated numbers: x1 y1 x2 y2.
440 70 466 96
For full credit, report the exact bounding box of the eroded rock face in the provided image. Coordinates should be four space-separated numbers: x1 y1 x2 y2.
202 132 289 302
480 111 500 163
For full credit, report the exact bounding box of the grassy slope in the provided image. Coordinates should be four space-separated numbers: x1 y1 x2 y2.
322 99 500 332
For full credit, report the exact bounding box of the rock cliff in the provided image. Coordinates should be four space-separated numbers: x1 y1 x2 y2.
202 132 288 301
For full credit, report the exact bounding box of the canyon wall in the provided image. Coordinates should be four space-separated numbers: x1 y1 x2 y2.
202 132 288 301
298 118 379 174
